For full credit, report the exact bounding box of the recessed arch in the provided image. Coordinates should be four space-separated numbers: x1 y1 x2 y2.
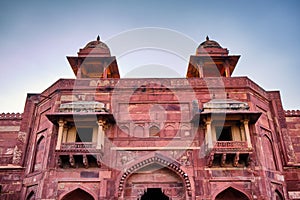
164 125 175 137
119 125 129 137
149 125 160 137
214 186 250 200
133 125 144 137
33 135 46 172
118 155 192 197
262 134 277 170
60 187 95 200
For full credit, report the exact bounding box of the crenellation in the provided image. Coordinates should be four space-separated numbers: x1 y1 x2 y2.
0 112 22 120
285 110 300 116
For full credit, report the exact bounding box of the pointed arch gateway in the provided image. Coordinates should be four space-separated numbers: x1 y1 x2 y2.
118 155 191 199
215 187 250 200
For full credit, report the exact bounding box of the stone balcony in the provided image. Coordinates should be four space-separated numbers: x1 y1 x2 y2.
207 141 252 167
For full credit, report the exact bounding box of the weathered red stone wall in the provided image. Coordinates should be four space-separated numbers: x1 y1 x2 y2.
0 113 23 199
286 110 300 162
284 110 300 199
0 113 22 165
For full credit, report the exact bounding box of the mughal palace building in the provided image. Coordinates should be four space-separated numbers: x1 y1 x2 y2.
0 36 299 200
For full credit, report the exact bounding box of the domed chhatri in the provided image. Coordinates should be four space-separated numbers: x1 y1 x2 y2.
78 35 111 57
66 35 120 79
187 36 240 78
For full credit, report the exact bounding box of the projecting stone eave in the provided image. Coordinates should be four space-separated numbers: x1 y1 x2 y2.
192 99 262 124
186 55 240 78
46 112 115 125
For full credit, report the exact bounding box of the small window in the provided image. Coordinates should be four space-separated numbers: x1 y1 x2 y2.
76 128 93 142
216 126 232 141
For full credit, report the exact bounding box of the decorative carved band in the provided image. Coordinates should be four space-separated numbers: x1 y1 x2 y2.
215 141 248 149
61 142 97 149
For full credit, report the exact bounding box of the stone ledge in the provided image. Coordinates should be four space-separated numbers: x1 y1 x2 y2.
0 165 23 169
111 146 201 150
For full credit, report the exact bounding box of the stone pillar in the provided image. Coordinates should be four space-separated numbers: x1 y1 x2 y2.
225 66 231 77
62 125 68 143
240 124 246 141
197 63 204 78
243 119 252 149
97 120 105 149
56 119 65 150
206 120 213 149
224 60 231 77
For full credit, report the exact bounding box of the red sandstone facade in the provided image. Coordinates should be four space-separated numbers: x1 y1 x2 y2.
0 36 299 200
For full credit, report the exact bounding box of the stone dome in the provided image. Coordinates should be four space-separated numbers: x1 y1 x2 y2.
198 36 222 49
81 35 111 56
196 36 228 56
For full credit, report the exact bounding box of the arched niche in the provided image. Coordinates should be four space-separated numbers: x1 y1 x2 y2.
149 125 160 137
119 125 129 137
163 125 175 138
133 125 144 137
33 136 45 172
262 135 277 170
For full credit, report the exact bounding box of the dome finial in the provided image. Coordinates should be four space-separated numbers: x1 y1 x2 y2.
206 35 209 41
97 35 100 41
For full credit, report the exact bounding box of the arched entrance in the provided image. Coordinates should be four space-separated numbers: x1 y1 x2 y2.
123 163 186 199
118 155 192 199
141 188 169 200
61 188 94 200
215 187 249 200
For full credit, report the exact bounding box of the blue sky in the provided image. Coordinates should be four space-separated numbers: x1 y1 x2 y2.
0 0 299 112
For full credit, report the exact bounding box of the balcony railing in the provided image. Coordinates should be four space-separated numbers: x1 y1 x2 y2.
57 142 101 153
215 141 248 149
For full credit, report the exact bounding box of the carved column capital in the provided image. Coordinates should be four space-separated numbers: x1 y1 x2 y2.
242 119 249 124
97 119 108 128
58 119 66 127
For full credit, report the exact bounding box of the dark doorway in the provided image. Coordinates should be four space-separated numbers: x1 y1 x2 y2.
215 187 249 200
61 188 94 200
76 128 93 142
141 188 169 200
216 126 232 141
